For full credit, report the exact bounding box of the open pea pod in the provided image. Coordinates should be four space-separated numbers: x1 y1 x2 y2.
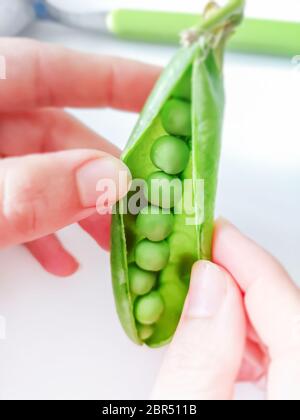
111 0 245 347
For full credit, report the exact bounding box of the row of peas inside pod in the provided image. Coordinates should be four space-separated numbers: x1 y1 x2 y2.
111 0 244 347
129 68 193 342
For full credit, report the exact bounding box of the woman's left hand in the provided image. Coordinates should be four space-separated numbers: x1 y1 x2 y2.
0 38 160 276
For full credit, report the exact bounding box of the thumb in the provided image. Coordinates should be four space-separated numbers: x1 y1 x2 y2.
152 261 246 400
0 149 130 247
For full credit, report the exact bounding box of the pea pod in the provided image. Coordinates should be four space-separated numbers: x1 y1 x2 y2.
111 0 245 347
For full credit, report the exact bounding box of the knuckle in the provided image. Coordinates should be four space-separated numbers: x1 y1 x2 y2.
2 168 46 239
168 339 220 373
6 199 39 239
163 341 226 399
17 39 59 107
32 45 53 107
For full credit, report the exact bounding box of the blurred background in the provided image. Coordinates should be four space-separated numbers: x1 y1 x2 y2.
0 0 299 400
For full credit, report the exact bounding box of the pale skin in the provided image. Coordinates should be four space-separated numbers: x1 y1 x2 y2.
1 40 299 400
0 38 159 274
153 219 300 400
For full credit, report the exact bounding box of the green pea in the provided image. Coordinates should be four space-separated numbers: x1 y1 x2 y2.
145 281 187 346
151 136 190 175
146 171 182 209
137 324 154 341
135 239 170 272
161 99 192 137
135 291 164 325
173 68 192 101
128 264 157 296
136 206 174 242
159 264 181 285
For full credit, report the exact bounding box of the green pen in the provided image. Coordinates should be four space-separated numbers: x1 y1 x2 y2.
45 2 300 58
107 9 300 57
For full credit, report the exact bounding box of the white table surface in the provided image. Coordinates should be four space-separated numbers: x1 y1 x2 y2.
0 17 299 400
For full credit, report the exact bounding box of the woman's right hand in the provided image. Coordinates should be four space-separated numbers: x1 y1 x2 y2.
152 220 300 400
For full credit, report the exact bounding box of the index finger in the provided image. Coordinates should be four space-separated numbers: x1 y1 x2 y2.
0 38 160 112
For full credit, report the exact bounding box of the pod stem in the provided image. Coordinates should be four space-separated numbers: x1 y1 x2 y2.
200 0 245 33
181 0 245 49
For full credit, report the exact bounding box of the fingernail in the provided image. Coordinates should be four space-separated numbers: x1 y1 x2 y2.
187 262 227 318
76 157 131 208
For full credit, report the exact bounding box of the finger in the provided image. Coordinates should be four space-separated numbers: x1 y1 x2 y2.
0 109 119 251
152 261 246 400
0 38 160 112
238 338 268 382
79 213 111 251
0 149 131 248
247 318 266 348
26 234 79 277
30 212 111 278
0 109 119 157
237 314 269 382
213 219 300 400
